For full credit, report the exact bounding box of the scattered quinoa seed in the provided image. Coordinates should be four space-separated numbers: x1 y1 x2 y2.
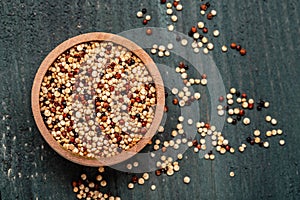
128 183 134 189
279 139 285 146
183 176 190 184
151 184 156 191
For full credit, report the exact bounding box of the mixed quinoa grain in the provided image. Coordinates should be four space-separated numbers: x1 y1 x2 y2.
67 1 286 199
39 41 157 158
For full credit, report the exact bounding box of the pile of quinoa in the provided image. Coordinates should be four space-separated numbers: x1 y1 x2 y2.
39 41 157 158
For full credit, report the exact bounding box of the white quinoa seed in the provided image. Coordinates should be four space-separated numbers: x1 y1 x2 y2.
230 148 235 153
243 117 251 125
209 154 215 160
201 79 207 85
227 99 234 105
174 165 180 171
168 24 175 31
158 125 164 133
271 118 277 125
198 42 203 48
173 143 179 149
179 100 185 107
194 92 201 100
266 131 272 137
150 48 157 54
264 101 270 108
165 50 170 57
171 15 178 22
100 180 107 187
178 116 184 122
194 147 199 153
189 78 195 84
167 43 174 50
227 117 233 123
167 170 174 176
207 43 214 50
238 146 245 152
98 167 105 173
277 129 283 135
218 110 225 116
176 4 183 11
197 21 205 29
223 139 229 146
236 97 242 103
158 51 164 57
203 48 209 54
221 45 228 52
181 73 188 79
150 184 156 191
172 88 179 95
128 183 134 189
227 93 233 99
230 87 236 94
265 115 272 122
248 98 255 104
185 91 191 97
136 11 143 18
279 139 285 146
242 102 248 108
233 108 240 115
211 9 217 16
133 161 139 167
254 129 261 136
254 137 261 143
177 153 183 160
213 30 220 37
187 119 193 125
263 141 270 148
126 164 132 170
193 32 200 40
145 15 151 21
166 2 172 8
138 178 145 185
171 130 178 137
202 37 208 44
230 171 235 177
81 174 87 180
183 176 191 184
204 154 210 159
181 39 188 46
194 47 200 54
166 8 173 15
96 175 103 181
176 123 183 130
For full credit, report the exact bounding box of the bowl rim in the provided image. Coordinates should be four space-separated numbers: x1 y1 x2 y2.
31 32 165 167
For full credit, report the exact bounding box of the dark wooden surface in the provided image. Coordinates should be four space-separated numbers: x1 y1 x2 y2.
0 0 300 199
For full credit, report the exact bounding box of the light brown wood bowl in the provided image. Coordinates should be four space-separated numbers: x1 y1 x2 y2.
32 32 165 167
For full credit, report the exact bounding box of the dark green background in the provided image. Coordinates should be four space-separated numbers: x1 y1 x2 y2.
0 0 299 199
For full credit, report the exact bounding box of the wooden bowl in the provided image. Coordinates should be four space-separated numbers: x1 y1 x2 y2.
32 32 165 167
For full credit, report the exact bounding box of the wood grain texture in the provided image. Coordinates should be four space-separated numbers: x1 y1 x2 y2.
0 0 299 200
